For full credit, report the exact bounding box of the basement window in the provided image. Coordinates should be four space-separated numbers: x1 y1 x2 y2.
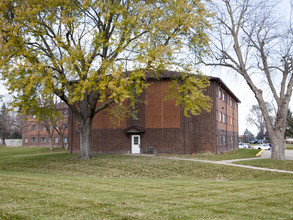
41 137 46 143
31 137 36 143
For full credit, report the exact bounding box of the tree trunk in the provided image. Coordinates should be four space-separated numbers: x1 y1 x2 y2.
78 117 94 159
49 135 54 152
60 133 65 149
270 132 286 160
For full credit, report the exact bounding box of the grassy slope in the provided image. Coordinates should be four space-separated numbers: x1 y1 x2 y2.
0 147 293 219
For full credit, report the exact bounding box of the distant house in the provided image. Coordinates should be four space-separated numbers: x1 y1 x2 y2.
22 102 69 147
68 71 240 154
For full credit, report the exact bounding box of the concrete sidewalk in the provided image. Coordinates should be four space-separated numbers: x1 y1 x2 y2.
137 151 293 174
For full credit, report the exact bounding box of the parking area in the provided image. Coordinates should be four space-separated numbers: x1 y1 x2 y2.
261 150 293 160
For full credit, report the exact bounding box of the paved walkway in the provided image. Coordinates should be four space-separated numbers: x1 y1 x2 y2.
137 150 293 174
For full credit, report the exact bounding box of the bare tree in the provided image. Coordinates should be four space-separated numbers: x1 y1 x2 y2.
247 103 274 139
205 0 293 160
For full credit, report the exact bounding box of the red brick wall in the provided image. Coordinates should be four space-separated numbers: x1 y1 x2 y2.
145 81 180 128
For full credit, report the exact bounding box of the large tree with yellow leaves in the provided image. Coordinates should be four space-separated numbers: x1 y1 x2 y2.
0 0 212 159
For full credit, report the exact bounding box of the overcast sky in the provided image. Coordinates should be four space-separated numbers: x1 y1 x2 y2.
0 0 291 137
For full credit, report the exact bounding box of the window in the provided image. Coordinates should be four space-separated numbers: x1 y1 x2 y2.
41 125 46 131
222 92 225 101
132 110 139 120
223 114 225 123
219 88 222 99
31 137 36 143
25 137 28 143
64 110 68 115
54 137 59 143
230 99 233 107
24 125 28 132
64 137 68 143
219 112 222 122
63 123 68 129
219 136 222 145
231 117 233 125
223 136 226 145
31 125 37 131
134 136 139 145
41 137 46 143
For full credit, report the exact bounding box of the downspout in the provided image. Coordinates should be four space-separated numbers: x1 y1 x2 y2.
226 94 228 151
215 83 219 154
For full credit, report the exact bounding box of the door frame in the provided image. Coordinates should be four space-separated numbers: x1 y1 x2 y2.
131 134 141 154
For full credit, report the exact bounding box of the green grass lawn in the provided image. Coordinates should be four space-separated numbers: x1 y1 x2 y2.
0 147 293 219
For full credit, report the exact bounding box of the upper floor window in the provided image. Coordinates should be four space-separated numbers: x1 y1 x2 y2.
31 125 37 131
63 123 68 129
230 99 234 108
219 88 222 99
132 110 139 120
41 125 46 131
222 92 225 101
219 112 222 122
223 113 225 123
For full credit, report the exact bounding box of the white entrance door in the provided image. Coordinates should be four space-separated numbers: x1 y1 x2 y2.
131 135 141 154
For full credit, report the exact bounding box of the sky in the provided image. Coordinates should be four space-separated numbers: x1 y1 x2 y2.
0 0 291 136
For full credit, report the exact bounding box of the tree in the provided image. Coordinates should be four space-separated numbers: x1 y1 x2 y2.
205 0 293 160
247 103 273 140
243 129 254 143
0 103 12 145
52 103 68 149
0 0 213 159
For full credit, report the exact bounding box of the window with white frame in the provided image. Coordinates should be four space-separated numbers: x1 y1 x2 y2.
25 137 28 143
41 137 46 143
223 114 225 123
219 88 222 99
31 137 36 143
64 137 68 143
54 137 59 143
219 112 222 122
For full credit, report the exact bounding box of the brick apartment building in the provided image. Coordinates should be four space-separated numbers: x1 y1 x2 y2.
22 103 69 147
68 71 240 154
